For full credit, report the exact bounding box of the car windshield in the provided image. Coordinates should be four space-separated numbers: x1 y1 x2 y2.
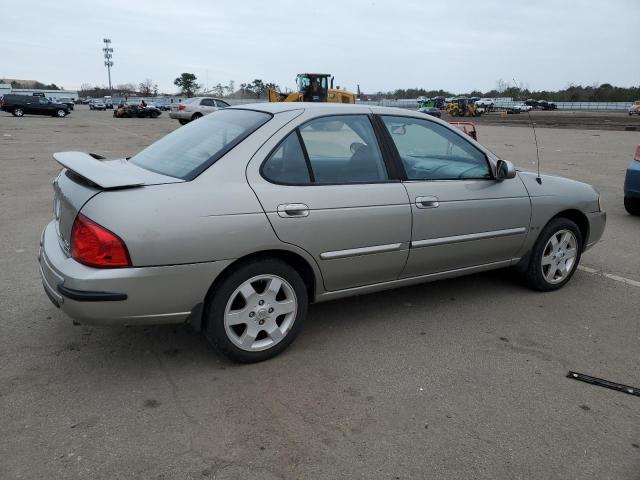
130 109 271 180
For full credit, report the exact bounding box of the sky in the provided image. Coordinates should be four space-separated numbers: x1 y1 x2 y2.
1 0 639 94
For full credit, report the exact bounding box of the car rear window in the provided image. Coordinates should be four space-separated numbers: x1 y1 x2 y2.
130 109 271 180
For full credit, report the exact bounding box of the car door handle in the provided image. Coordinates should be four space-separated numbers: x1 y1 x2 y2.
415 196 439 209
277 203 310 218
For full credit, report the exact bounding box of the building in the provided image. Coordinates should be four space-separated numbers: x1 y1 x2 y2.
0 84 78 101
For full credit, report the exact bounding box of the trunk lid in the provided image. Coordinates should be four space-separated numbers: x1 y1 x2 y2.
52 151 182 256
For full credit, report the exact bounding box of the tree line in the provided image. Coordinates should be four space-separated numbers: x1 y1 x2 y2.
78 73 640 102
2 79 62 90
375 81 640 102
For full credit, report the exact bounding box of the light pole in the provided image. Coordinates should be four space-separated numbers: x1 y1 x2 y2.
102 38 113 94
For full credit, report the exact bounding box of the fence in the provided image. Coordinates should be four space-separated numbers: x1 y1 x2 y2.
102 96 634 111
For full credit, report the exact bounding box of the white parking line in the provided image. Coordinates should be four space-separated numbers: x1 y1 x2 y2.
578 265 640 288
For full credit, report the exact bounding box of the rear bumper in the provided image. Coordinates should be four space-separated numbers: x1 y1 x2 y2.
624 161 640 198
585 210 606 250
169 111 190 120
38 221 232 326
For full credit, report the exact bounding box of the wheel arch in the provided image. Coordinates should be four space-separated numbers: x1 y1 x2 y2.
550 209 589 248
516 208 589 272
189 249 320 331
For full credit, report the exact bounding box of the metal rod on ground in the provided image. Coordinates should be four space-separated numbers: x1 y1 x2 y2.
567 371 640 397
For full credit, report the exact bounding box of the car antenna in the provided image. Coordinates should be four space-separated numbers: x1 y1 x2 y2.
513 78 542 184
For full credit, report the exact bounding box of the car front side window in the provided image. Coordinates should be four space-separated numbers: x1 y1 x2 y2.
381 116 491 181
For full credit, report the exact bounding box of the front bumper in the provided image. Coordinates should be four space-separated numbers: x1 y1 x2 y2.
624 161 640 198
585 210 607 250
39 221 232 326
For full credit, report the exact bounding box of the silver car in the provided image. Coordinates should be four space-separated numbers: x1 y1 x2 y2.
39 103 606 362
168 97 230 125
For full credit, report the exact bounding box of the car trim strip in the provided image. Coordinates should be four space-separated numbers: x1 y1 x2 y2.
316 259 518 302
320 242 403 260
57 285 128 302
411 227 527 248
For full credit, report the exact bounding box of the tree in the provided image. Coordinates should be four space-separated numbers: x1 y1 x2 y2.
212 83 225 97
225 80 235 96
174 73 199 97
139 78 158 97
247 79 265 98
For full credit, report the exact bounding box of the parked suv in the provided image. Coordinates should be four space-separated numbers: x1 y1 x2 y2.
169 97 230 125
0 94 70 117
89 100 106 111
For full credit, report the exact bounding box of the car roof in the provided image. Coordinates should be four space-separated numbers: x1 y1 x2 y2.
231 102 396 114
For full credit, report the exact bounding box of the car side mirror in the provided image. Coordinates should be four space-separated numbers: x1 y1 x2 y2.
496 159 516 180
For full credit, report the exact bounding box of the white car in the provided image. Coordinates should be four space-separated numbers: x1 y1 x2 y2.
169 97 230 125
475 98 495 108
513 104 533 112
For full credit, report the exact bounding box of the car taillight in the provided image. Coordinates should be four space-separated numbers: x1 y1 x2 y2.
635 145 640 162
178 104 186 111
71 213 131 268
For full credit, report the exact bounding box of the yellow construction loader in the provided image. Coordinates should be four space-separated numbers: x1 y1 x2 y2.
268 73 355 104
446 97 480 117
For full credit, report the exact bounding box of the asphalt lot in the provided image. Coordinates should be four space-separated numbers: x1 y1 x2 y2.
1 107 639 480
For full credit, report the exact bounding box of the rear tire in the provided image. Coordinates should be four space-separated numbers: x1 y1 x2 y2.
191 113 203 121
178 119 189 125
523 217 582 291
13 107 24 117
203 258 308 363
624 197 640 215
150 111 159 119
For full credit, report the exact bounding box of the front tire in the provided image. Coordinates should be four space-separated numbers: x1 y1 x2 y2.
203 258 308 363
523 218 582 291
55 109 66 117
624 197 640 215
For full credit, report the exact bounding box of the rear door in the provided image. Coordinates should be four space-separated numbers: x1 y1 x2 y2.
378 114 531 277
199 98 217 115
247 112 411 291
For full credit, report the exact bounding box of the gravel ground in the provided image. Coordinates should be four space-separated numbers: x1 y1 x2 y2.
1 107 638 480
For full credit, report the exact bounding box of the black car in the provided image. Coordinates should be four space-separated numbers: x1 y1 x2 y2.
55 97 75 110
418 106 442 118
538 100 558 110
0 94 70 117
113 104 162 118
525 99 558 110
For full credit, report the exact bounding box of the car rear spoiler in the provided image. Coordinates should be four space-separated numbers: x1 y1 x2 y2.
53 151 145 189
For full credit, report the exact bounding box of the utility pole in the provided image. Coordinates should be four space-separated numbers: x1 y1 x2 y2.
102 38 114 94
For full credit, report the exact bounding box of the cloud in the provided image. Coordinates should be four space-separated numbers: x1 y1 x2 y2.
1 0 638 93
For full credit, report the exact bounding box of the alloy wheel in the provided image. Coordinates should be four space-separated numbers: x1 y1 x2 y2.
541 229 578 284
224 274 298 352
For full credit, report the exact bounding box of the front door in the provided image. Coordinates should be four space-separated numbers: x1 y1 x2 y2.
249 113 412 291
379 114 531 277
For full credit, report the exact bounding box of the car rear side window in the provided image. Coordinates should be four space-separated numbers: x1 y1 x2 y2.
130 109 271 180
262 115 388 185
262 132 311 184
